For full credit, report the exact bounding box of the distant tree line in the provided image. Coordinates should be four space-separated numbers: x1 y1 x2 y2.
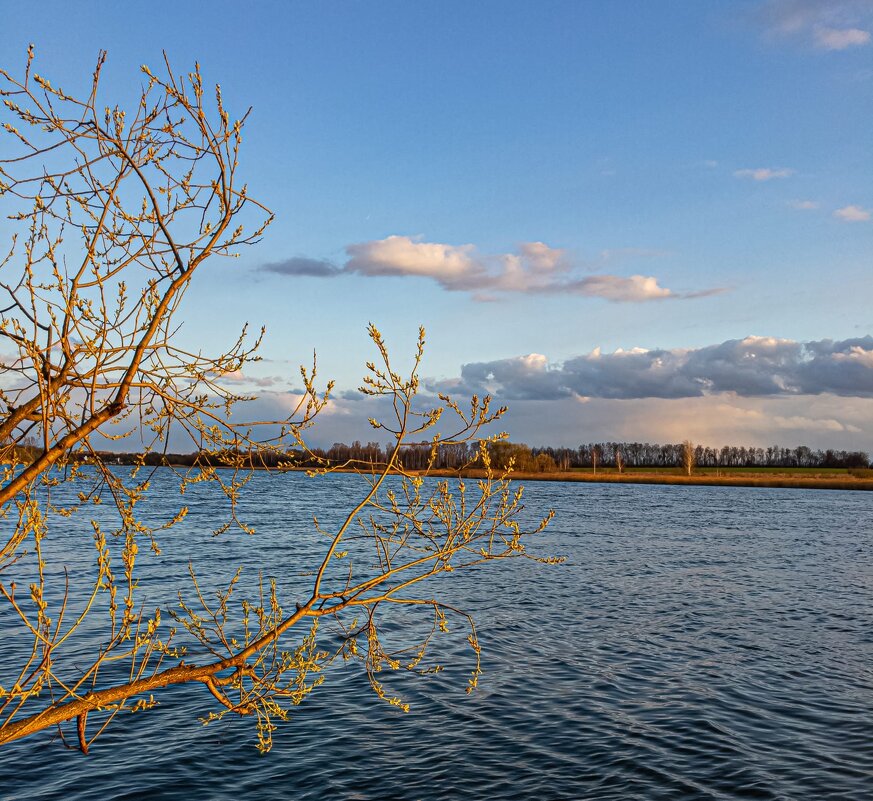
558 442 871 470
0 436 41 464
77 439 871 472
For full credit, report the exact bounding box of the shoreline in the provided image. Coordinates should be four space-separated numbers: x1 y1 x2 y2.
91 461 873 492
272 465 873 492
419 468 873 492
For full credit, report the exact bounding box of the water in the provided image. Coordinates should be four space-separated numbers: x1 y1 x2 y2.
1 473 871 800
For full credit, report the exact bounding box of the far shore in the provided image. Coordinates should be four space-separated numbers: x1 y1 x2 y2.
409 467 873 492
96 459 873 491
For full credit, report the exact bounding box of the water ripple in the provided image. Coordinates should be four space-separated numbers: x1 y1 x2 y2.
1 477 871 799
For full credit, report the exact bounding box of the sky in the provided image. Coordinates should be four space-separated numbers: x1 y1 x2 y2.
1 0 872 451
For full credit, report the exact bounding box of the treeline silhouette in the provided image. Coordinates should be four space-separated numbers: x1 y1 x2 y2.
86 439 871 472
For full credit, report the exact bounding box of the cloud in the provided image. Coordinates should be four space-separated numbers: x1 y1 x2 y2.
756 1 873 49
159 336 873 453
434 335 873 401
833 204 871 221
266 235 720 303
562 274 674 302
210 369 284 389
814 25 871 48
770 413 861 431
789 199 820 209
346 236 486 287
734 167 795 181
345 236 584 295
260 257 341 277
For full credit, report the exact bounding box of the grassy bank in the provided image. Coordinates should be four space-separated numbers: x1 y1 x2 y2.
128 461 873 491
424 466 873 491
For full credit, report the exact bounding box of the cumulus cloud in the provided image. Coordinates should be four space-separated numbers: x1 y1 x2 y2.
177 344 873 452
346 236 583 295
734 167 795 181
833 204 871 221
346 236 486 287
264 235 720 303
434 335 873 401
789 199 820 210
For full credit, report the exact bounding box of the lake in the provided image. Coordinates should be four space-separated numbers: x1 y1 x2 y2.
1 472 871 800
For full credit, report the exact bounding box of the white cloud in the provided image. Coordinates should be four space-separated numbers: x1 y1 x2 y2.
757 1 873 51
834 204 871 221
832 345 873 367
516 241 570 274
516 353 549 370
330 236 718 303
789 199 820 210
346 236 481 282
814 26 871 49
345 236 572 294
734 167 795 181
564 274 674 302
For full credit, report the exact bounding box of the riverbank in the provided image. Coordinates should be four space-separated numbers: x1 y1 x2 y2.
421 467 873 491
134 461 873 491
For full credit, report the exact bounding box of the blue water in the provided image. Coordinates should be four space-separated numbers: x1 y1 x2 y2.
1 473 871 800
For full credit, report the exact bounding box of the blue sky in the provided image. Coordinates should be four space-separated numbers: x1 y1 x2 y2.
2 1 872 449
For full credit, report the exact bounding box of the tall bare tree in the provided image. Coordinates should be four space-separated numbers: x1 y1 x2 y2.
682 440 695 476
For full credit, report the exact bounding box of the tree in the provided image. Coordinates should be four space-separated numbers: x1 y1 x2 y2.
0 51 555 752
681 440 695 476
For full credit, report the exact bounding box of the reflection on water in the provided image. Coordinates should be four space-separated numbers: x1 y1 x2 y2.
1 474 871 800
